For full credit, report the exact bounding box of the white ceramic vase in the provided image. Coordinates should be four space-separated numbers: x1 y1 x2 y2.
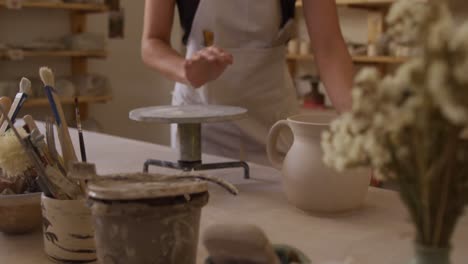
267 113 371 214
41 194 96 263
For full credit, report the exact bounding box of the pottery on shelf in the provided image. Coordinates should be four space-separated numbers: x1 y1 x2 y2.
0 192 42 235
267 113 371 214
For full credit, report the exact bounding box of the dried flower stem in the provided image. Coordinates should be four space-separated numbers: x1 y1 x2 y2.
432 128 458 246
411 122 431 243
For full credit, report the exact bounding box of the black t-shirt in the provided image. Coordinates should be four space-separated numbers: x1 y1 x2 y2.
176 0 296 45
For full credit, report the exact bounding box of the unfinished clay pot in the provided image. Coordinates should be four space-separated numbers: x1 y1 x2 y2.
41 194 96 263
0 192 41 234
87 173 209 264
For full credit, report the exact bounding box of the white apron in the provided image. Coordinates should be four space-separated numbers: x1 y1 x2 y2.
172 0 299 165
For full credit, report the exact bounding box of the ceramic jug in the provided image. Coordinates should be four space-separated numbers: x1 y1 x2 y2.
267 113 370 214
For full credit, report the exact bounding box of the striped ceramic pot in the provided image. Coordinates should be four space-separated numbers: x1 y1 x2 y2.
41 194 96 263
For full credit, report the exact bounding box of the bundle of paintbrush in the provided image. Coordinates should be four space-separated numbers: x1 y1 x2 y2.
0 107 85 199
0 67 89 199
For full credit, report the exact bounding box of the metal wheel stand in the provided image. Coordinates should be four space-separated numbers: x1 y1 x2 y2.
143 123 250 179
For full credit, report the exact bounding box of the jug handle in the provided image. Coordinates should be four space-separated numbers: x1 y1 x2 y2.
267 120 290 170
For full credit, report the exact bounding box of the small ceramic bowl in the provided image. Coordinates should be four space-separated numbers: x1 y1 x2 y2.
0 192 42 235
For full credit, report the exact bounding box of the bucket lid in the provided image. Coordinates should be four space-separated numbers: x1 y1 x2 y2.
86 173 208 201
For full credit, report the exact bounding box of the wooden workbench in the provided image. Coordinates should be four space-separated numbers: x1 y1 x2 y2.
0 129 467 264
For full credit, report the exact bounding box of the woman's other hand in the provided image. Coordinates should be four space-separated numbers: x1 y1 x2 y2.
185 46 233 88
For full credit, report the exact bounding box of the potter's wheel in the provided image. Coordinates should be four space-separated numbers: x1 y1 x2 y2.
129 105 250 178
129 105 247 123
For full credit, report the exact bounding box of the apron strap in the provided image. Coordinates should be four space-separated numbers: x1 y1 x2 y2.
176 0 296 45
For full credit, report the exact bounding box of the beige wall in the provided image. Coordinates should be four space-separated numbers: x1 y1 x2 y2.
85 1 465 146
85 4 369 147
85 3 372 147
87 1 182 146
8 2 441 147
0 3 371 147
2 2 467 147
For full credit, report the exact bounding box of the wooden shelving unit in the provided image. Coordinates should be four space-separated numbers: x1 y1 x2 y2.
287 54 407 64
296 0 395 9
0 50 107 60
336 0 395 5
352 55 407 64
0 1 111 120
289 0 405 74
0 0 108 12
24 95 112 107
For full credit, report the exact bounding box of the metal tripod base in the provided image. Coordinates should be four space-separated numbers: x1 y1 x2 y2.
143 159 250 179
143 123 250 179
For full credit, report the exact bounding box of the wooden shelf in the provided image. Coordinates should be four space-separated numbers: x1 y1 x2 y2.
0 0 108 12
0 1 112 120
23 95 112 107
287 54 407 64
296 0 395 8
0 50 107 60
352 55 407 64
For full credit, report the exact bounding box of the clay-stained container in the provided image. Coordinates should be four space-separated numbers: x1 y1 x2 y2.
87 173 209 264
41 194 96 263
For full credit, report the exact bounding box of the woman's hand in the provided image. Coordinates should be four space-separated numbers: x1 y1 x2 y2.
142 0 232 89
184 46 233 88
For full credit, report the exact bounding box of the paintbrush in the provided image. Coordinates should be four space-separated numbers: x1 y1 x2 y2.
23 115 38 132
0 78 32 134
29 127 57 170
74 97 87 162
45 117 66 175
0 96 12 128
0 106 74 199
29 128 82 199
40 67 78 169
203 30 214 46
